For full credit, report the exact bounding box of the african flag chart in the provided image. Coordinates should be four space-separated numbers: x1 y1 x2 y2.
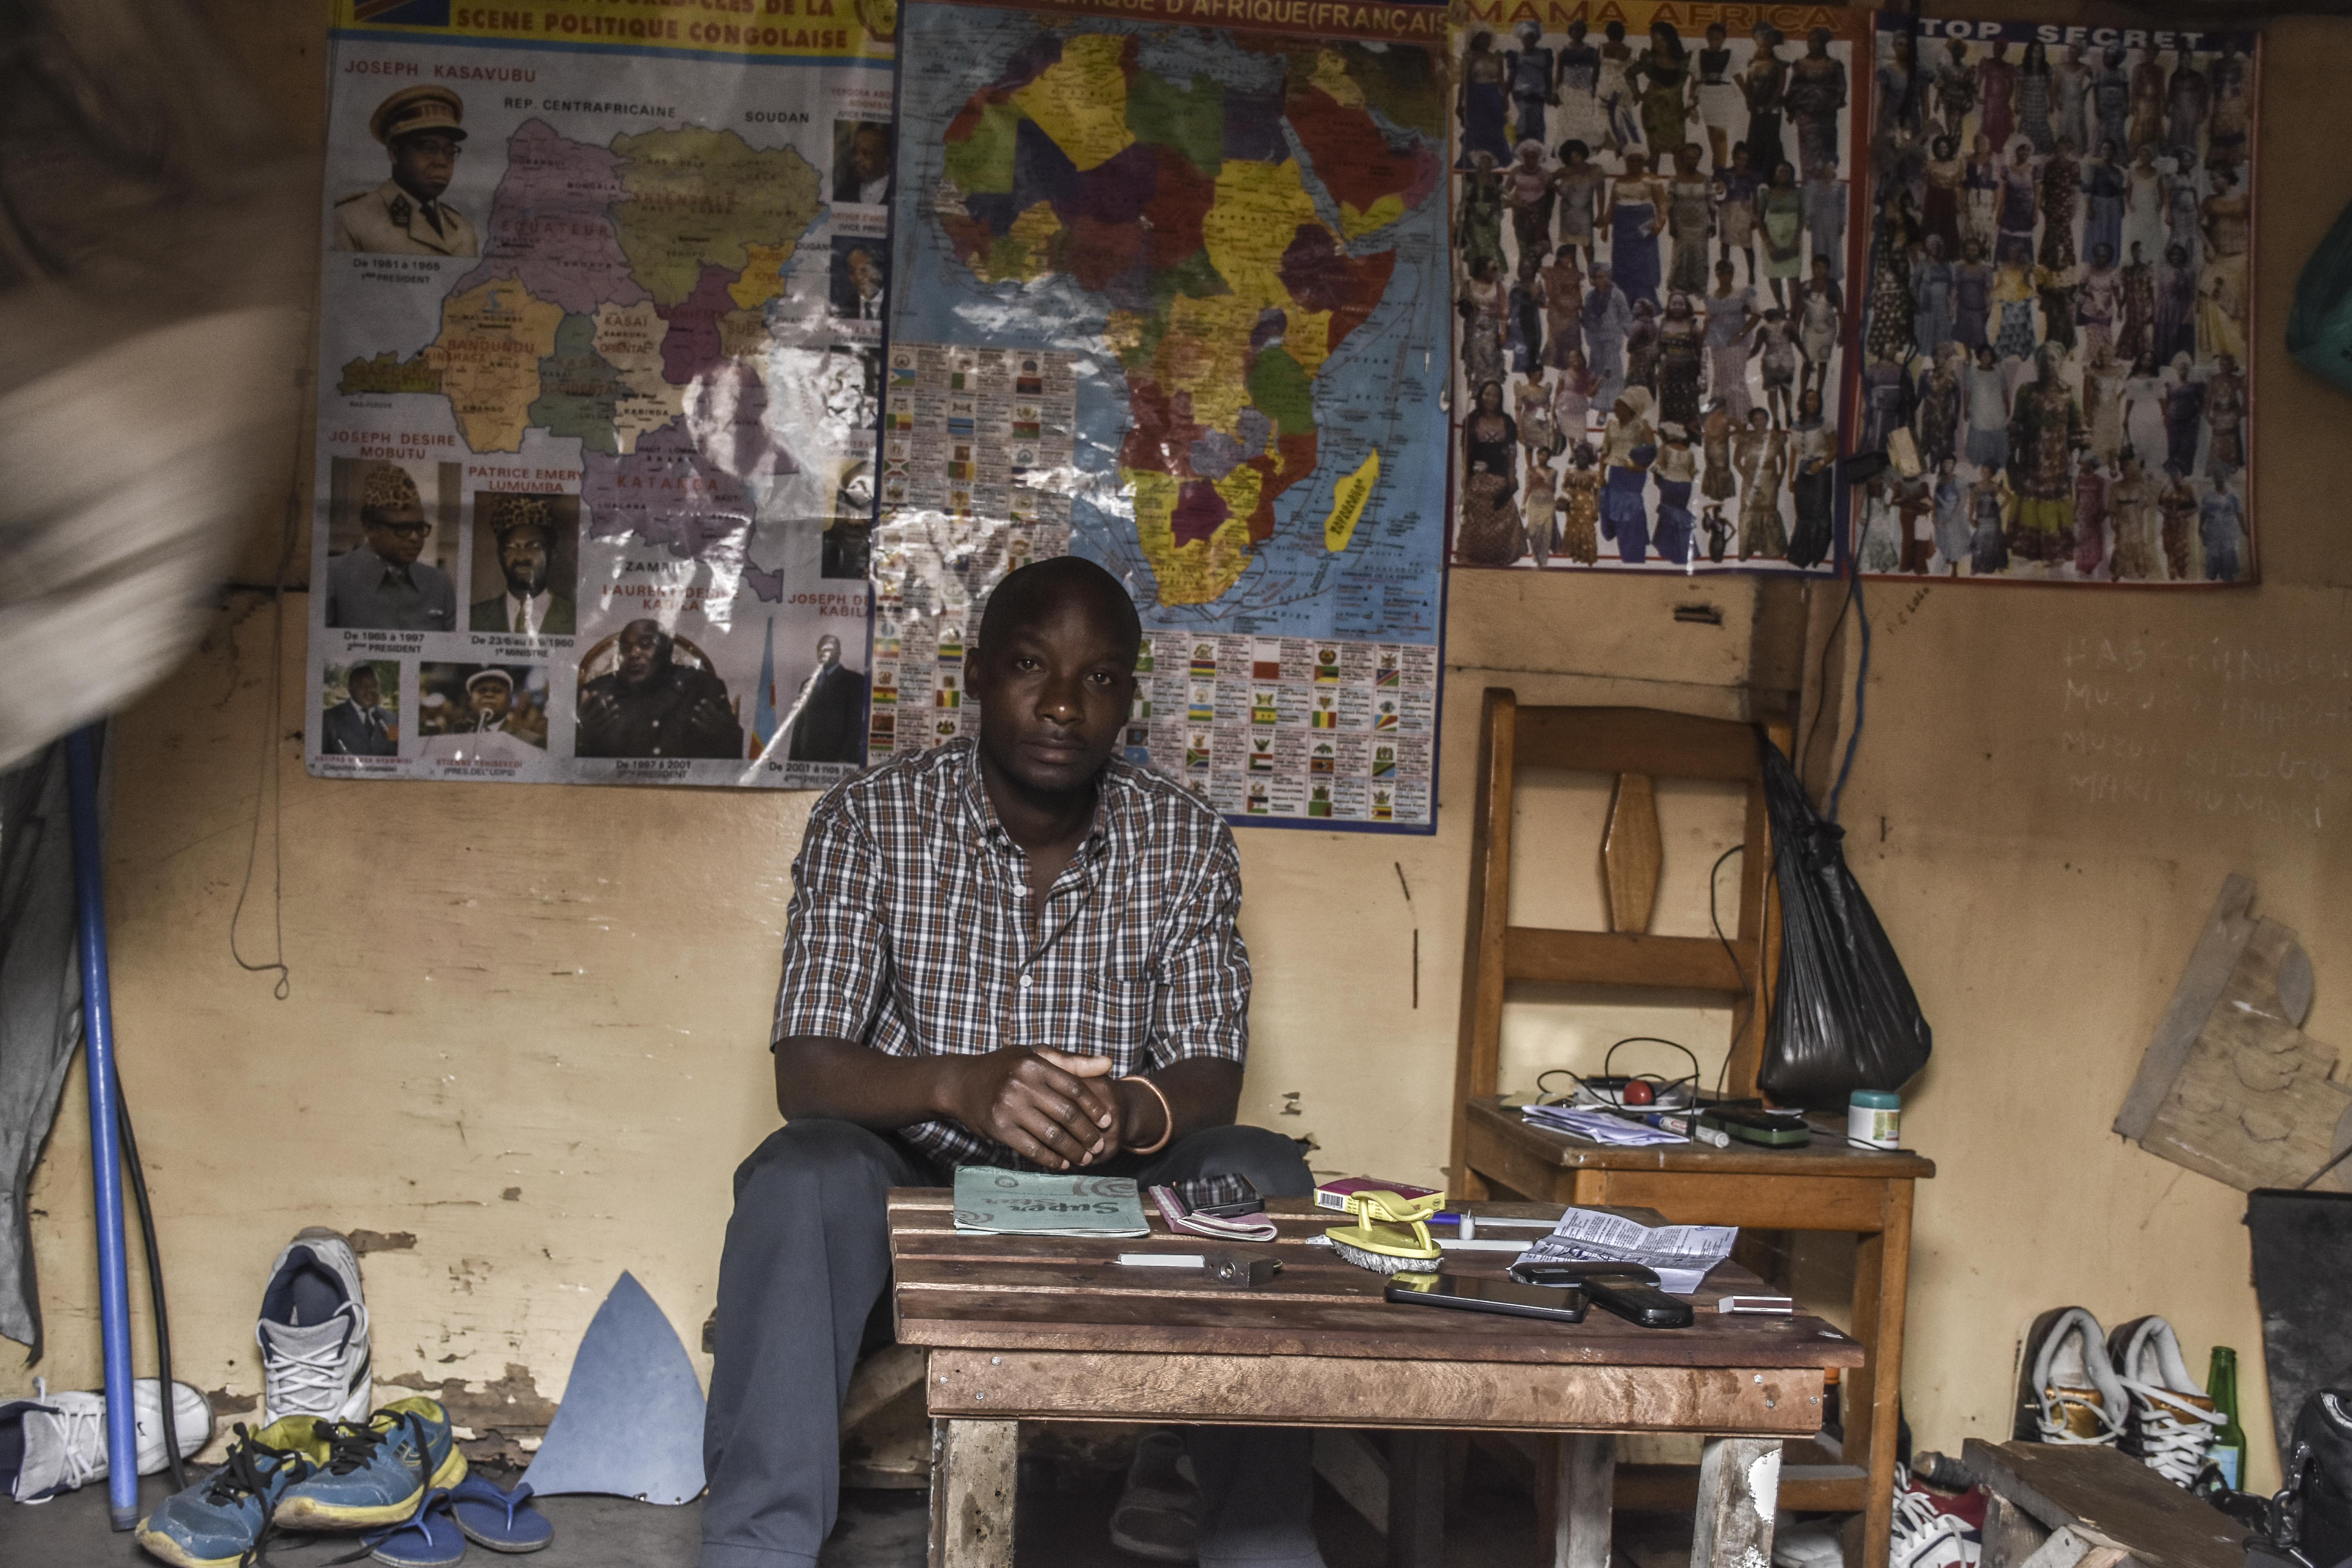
876 0 1454 830
307 0 891 788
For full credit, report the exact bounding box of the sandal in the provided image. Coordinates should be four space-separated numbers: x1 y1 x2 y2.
362 1487 466 1568
449 1474 554 1553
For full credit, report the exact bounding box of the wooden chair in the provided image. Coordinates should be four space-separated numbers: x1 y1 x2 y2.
1448 691 1934 1568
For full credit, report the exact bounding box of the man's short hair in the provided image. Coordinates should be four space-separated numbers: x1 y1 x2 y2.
976 557 1142 666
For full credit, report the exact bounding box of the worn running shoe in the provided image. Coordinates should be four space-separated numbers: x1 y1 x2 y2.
2013 1307 2127 1446
258 1227 373 1426
132 1418 328 1568
2107 1315 2223 1487
274 1397 467 1531
0 1376 214 1502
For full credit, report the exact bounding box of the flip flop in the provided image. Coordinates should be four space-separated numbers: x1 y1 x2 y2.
448 1475 553 1553
363 1487 466 1568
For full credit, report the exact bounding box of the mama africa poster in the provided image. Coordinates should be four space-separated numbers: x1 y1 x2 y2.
1851 13 2258 585
1448 2 1873 576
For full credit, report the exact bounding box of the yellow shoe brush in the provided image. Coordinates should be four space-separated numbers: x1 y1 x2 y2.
1323 1189 1445 1275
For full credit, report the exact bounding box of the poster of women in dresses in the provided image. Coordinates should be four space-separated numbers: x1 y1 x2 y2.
1450 4 1871 575
1854 14 2256 584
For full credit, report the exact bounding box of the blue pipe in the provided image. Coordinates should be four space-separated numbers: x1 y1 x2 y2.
65 726 140 1532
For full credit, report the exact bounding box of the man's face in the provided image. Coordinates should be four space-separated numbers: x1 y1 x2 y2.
470 677 513 722
816 635 841 669
848 249 878 296
390 133 460 201
617 621 666 688
968 598 1136 796
362 506 430 565
349 669 381 708
499 526 552 597
850 125 889 184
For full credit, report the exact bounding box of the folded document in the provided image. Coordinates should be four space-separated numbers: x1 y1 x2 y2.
1513 1207 1735 1294
1519 1103 1687 1147
953 1167 1151 1238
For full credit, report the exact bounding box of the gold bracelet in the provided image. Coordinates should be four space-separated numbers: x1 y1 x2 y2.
1118 1074 1173 1155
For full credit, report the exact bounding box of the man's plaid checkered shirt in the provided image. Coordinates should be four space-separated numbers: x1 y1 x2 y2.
771 739 1251 1169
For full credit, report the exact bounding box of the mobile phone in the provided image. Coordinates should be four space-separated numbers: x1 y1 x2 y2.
1384 1273 1588 1323
1699 1108 1813 1147
1172 1174 1263 1217
1508 1261 1695 1329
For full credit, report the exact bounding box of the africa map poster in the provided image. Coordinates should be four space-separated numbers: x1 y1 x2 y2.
878 0 1454 829
1447 3 1871 576
307 1 892 788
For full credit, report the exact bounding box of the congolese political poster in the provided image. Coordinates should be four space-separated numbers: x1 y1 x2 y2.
874 0 1454 830
1448 2 1872 577
308 0 893 787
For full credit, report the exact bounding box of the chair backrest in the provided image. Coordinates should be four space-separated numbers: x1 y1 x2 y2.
1450 693 1789 1179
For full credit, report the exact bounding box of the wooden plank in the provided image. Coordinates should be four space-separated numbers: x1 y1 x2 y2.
1848 1181 1909 1568
928 1419 1014 1568
1387 1431 1445 1568
895 1289 1864 1370
2016 1527 2131 1568
919 1347 1833 1434
1513 706 1763 781
1602 773 1662 934
1553 1434 1613 1568
1504 927 1748 991
2113 874 2258 1140
1465 1099 1937 1181
1311 1430 1388 1534
1612 1457 1866 1512
1450 688 1519 1201
1961 1440 2247 1568
842 1343 928 1435
1982 1494 2053 1568
1565 1169 1894 1234
2141 918 2352 1192
1690 1435 1782 1568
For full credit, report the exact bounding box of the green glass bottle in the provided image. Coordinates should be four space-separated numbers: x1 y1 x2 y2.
2207 1345 2249 1491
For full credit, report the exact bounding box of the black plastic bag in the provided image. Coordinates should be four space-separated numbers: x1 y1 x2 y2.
1757 733 1932 1107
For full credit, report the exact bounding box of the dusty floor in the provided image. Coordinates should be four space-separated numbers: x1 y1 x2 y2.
0 1470 1588 1567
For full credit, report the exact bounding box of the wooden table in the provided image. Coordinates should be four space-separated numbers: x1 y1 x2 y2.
888 1189 1865 1568
1460 1096 1934 1566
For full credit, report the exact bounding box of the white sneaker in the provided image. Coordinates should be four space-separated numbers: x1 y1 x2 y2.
256 1227 372 1426
2106 1315 2224 1487
1771 1516 1847 1567
1889 1468 1979 1568
2012 1307 2128 1446
0 1377 215 1502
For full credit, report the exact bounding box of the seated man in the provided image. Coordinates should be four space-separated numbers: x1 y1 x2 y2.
702 557 1320 1568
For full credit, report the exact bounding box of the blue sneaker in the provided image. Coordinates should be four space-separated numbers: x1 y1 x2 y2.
133 1417 327 1568
273 1397 467 1531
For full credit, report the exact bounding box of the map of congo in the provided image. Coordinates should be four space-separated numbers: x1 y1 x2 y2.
878 0 1451 829
337 118 824 593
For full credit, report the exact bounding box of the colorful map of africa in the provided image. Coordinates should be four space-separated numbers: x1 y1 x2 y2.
933 31 1441 605
337 120 822 592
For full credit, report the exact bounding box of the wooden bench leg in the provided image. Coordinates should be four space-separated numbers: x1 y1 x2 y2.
1387 1430 1447 1568
1690 1436 1781 1568
1553 1433 1613 1568
928 1418 1016 1568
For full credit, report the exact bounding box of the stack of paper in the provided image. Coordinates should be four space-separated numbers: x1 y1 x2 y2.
1519 1104 1687 1147
952 1167 1150 1238
1513 1209 1736 1294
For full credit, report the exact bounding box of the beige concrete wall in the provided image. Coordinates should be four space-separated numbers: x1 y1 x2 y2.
9 0 2349 1502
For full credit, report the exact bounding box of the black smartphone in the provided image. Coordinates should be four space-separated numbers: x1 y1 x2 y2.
1385 1273 1588 1323
1509 1261 1694 1328
1172 1174 1263 1217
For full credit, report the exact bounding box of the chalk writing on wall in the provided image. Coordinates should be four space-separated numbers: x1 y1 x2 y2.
2056 635 2348 833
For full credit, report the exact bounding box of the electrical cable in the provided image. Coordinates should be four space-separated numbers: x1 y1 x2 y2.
1827 571 1871 822
114 1083 186 1491
1708 844 1752 1105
